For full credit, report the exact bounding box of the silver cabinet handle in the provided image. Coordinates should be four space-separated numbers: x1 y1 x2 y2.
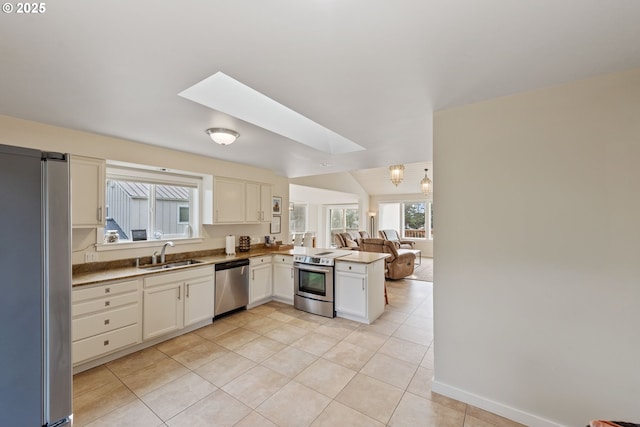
186 283 190 298
105 287 110 294
178 287 181 300
103 340 109 346
104 301 110 307
290 268 293 278
104 319 110 325
98 206 103 222
252 270 255 280
362 278 365 291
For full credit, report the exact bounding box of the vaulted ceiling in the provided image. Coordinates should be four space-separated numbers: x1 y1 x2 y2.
1 1 639 178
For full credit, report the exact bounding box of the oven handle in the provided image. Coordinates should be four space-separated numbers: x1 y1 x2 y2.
294 263 333 274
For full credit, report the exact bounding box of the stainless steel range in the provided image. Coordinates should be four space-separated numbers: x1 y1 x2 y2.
293 250 351 318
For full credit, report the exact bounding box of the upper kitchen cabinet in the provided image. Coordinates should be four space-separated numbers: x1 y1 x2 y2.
212 177 273 224
213 177 245 223
245 182 272 223
71 156 105 227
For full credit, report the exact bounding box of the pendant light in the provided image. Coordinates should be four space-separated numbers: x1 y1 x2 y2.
389 164 404 186
420 168 432 195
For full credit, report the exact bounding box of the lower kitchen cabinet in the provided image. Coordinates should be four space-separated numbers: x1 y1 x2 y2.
272 255 294 303
249 255 272 305
335 260 385 324
184 274 215 326
143 281 183 340
143 266 214 340
71 278 141 365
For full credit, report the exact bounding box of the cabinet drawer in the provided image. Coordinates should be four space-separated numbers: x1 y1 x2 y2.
336 262 367 274
272 255 292 265
143 266 214 288
72 324 139 365
73 279 139 303
72 291 138 317
250 255 272 266
73 304 138 341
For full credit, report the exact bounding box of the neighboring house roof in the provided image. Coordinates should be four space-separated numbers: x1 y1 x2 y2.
115 181 189 201
105 218 128 240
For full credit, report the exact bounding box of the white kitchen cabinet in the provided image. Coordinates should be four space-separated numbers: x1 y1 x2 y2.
272 255 293 303
335 260 385 324
260 184 273 223
143 281 184 340
72 278 141 365
213 177 245 223
245 182 273 223
70 155 105 227
249 255 272 305
143 266 214 340
184 274 215 326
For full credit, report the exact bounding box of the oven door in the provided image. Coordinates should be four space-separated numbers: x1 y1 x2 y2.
294 262 334 302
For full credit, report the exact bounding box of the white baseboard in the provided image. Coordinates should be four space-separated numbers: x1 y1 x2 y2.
431 380 566 427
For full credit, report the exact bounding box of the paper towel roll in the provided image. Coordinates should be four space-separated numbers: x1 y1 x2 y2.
225 235 236 255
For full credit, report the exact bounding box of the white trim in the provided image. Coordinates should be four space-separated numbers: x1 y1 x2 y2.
96 237 204 251
431 380 565 427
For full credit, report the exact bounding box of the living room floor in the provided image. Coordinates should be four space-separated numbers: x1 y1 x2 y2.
72 278 525 427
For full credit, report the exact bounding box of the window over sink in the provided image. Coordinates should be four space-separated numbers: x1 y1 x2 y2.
102 162 204 245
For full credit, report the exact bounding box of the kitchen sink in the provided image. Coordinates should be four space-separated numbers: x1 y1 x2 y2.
139 259 203 271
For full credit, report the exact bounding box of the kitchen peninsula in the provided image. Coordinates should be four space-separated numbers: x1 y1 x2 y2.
71 246 388 373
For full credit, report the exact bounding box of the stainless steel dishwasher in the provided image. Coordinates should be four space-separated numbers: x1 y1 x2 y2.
214 259 250 317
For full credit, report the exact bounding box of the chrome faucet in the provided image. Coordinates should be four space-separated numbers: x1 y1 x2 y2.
159 241 175 263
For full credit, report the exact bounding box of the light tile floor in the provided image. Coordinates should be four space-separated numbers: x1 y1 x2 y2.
72 279 525 427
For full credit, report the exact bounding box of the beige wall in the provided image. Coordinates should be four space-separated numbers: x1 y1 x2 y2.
0 115 290 264
433 68 640 426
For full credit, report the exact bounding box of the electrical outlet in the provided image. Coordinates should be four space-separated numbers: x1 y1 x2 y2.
84 252 99 263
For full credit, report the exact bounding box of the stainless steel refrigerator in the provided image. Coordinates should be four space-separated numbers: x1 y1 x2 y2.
0 144 72 426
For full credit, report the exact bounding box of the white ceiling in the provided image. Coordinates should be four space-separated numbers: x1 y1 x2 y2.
1 1 640 178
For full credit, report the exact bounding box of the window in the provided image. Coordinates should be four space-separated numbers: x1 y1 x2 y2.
289 203 307 233
104 164 202 243
328 206 359 242
379 200 433 240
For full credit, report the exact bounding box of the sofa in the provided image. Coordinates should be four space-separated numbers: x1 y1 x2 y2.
361 238 416 279
334 230 369 250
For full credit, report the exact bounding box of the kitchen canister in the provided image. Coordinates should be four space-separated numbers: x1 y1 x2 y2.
225 235 236 255
239 236 251 252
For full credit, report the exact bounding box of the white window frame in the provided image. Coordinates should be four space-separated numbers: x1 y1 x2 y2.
97 161 205 251
379 199 432 241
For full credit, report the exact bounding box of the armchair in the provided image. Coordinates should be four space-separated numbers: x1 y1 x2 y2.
361 238 416 279
378 229 415 249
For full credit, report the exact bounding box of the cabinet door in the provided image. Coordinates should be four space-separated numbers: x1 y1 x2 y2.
245 182 261 223
335 271 367 318
260 184 273 223
250 264 272 304
71 156 105 227
143 282 183 340
272 263 293 302
184 275 215 326
214 177 245 223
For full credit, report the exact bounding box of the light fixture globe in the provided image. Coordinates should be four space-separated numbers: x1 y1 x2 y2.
389 164 404 186
205 128 239 145
420 168 432 195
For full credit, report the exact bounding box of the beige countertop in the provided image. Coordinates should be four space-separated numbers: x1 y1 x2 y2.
336 251 390 264
72 247 388 287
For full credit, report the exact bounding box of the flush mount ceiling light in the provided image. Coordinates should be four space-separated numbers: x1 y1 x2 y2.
420 168 432 195
205 128 239 145
389 164 405 186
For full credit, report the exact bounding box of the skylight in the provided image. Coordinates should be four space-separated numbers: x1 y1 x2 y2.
179 72 365 155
